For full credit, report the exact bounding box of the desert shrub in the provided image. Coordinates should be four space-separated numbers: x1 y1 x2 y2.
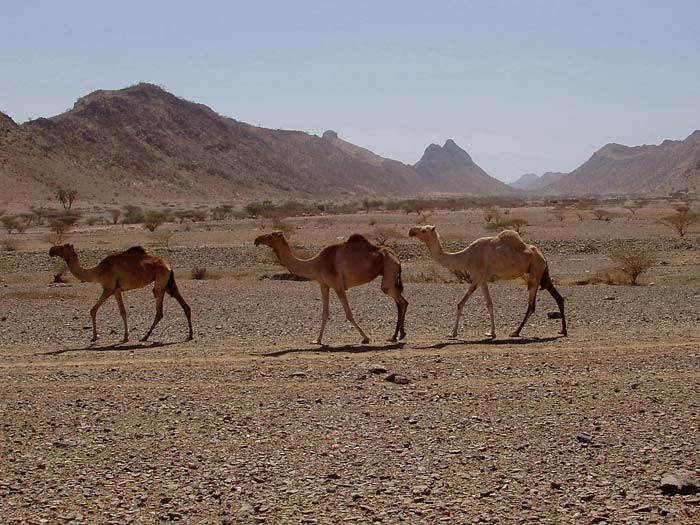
1 238 19 251
271 217 294 236
485 218 528 235
624 201 646 216
362 198 384 213
52 261 69 284
83 216 100 226
549 208 566 222
48 212 80 237
372 226 402 246
592 209 615 221
0 208 5 218
2 216 26 234
191 267 212 280
189 210 207 222
108 209 122 224
122 205 145 224
609 248 656 285
142 211 168 232
211 204 236 221
149 232 174 248
55 187 78 209
659 210 700 238
482 207 500 223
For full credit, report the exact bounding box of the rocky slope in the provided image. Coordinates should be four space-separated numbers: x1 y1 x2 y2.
414 139 517 195
0 84 509 204
542 131 700 196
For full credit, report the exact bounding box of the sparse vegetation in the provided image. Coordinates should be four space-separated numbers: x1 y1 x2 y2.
610 248 656 285
659 209 700 237
2 216 26 234
271 217 294 237
55 187 78 210
191 267 212 280
372 226 402 246
149 232 174 248
482 207 500 223
592 209 616 221
1 237 19 251
485 218 528 235
143 211 168 232
108 209 122 224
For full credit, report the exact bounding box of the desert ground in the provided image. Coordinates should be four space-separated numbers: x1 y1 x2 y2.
2 203 700 524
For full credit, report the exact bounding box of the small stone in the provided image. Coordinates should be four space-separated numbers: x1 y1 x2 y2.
604 296 615 300
576 432 594 444
385 373 410 384
660 470 700 495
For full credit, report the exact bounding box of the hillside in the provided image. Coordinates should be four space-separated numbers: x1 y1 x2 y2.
413 139 516 196
0 84 508 204
509 171 566 191
542 131 700 196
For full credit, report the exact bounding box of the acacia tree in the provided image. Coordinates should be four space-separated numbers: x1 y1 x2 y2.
56 188 78 210
659 210 700 237
610 248 655 285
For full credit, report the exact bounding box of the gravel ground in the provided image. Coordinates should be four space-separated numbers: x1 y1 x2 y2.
2 210 700 524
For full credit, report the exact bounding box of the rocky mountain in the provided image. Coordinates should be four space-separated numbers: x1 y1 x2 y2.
542 131 700 196
510 171 566 191
0 84 509 204
414 139 516 195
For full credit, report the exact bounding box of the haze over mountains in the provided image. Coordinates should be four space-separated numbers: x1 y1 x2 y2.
0 83 698 204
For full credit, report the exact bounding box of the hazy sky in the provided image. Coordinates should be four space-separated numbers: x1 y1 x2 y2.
2 1 699 182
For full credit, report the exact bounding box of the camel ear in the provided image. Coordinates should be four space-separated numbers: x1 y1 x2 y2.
427 226 436 231
272 232 284 237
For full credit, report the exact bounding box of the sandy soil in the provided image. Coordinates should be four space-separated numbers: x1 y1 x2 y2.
2 206 700 524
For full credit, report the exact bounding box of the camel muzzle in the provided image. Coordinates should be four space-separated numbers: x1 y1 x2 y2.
408 228 418 237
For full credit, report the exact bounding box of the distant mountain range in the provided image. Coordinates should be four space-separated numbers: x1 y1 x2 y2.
509 171 566 191
0 83 698 204
0 83 514 204
540 131 700 196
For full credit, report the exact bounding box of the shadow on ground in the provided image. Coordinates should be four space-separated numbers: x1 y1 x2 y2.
414 335 564 350
36 341 179 356
261 342 407 357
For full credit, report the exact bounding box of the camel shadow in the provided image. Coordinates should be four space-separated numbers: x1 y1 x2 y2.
415 335 564 350
261 341 406 358
36 340 179 356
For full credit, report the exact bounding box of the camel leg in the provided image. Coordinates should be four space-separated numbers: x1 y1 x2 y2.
314 284 330 345
545 282 567 336
451 282 478 338
335 288 370 344
114 290 129 342
90 289 113 342
480 283 496 339
510 279 538 338
166 272 193 340
381 269 408 342
142 287 166 342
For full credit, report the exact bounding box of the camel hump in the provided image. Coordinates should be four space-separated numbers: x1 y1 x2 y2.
125 246 147 255
496 230 527 250
346 234 373 245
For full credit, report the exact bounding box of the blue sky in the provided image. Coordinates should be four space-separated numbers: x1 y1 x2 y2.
2 1 699 182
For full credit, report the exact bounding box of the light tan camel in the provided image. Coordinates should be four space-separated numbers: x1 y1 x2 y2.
254 232 408 344
408 225 566 339
49 244 193 343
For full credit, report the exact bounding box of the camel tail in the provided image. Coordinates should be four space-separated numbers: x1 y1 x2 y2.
540 265 551 290
166 271 179 297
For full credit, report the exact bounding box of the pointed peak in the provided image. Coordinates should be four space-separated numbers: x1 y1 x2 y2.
0 111 17 131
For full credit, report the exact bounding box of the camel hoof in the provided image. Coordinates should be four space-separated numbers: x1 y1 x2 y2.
509 332 521 338
388 337 397 343
485 333 496 339
122 338 129 343
399 332 406 341
90 337 98 342
559 330 568 337
140 337 149 343
449 332 458 339
361 338 370 345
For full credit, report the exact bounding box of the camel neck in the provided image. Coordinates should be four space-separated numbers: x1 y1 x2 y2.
426 236 464 270
272 241 319 280
65 254 100 283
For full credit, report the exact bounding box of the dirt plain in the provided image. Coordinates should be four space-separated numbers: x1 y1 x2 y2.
2 204 700 524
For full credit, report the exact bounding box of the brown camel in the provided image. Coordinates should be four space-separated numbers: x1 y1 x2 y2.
49 244 193 343
254 232 408 344
408 225 566 339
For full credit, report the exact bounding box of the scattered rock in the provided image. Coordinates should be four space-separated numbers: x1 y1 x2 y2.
660 470 700 495
385 373 411 384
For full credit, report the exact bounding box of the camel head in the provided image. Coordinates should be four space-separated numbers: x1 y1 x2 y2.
408 225 437 244
49 243 77 260
254 231 287 248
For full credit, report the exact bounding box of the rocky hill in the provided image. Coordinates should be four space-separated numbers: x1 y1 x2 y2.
510 171 566 192
0 84 509 204
541 131 700 196
413 139 516 195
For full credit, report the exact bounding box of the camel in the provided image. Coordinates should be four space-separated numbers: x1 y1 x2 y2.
254 232 408 344
408 225 566 339
49 244 193 343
